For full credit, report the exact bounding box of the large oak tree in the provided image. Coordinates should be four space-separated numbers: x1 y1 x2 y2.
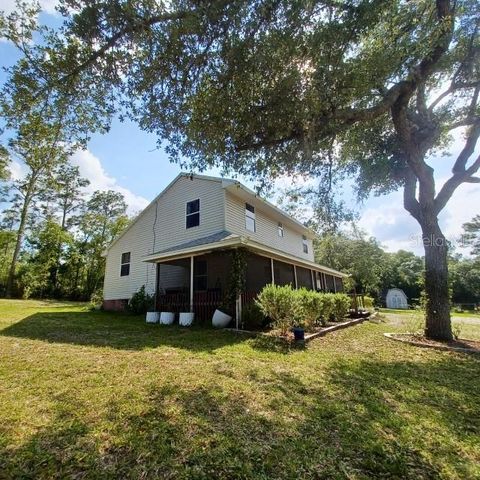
2 0 479 339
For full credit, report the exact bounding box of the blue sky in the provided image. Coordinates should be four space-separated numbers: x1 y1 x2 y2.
1 0 479 256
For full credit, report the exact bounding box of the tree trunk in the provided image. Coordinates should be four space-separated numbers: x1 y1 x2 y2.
5 191 33 298
421 219 453 341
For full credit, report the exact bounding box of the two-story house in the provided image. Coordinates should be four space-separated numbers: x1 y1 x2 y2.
103 173 347 319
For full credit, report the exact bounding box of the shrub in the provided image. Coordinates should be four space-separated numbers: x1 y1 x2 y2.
404 309 425 336
363 296 375 310
89 290 103 310
331 293 351 321
128 285 154 314
297 288 323 330
256 284 302 335
452 321 464 340
241 302 267 331
319 293 336 325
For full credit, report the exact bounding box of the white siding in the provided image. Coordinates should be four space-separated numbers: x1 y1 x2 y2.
103 176 225 300
224 191 314 261
103 206 158 300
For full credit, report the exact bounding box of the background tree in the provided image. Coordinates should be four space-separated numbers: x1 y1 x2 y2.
75 190 128 298
46 164 90 293
315 229 387 299
0 145 9 180
50 164 90 230
449 254 480 305
462 215 480 256
19 215 74 298
381 250 424 303
3 116 69 297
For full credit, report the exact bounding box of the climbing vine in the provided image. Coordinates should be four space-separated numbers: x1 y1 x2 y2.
222 248 247 313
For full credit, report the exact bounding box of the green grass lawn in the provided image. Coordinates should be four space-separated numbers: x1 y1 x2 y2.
1 300 479 479
380 307 480 318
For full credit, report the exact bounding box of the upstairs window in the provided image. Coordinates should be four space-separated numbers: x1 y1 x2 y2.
120 252 131 276
245 203 256 232
186 199 200 229
302 235 309 254
278 222 284 237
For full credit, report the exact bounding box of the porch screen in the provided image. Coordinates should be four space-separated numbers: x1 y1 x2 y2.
325 274 336 292
334 276 344 292
245 254 272 293
296 267 313 289
273 260 295 286
194 259 208 291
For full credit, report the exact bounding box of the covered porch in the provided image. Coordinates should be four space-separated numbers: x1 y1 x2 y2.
144 239 346 326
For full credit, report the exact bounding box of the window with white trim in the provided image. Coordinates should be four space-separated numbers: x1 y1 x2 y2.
120 252 131 276
186 199 200 229
245 203 256 232
302 235 309 254
278 222 284 237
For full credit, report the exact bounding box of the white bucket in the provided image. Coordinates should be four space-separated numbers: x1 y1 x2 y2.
212 309 232 328
160 312 175 325
145 311 159 324
179 312 194 326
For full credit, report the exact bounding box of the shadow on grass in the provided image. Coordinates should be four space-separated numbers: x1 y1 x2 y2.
0 311 248 353
247 334 305 354
2 352 479 479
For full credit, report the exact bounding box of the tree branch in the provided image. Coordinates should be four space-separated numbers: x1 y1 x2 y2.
452 120 480 173
403 170 421 221
435 152 480 214
447 115 479 130
58 10 194 84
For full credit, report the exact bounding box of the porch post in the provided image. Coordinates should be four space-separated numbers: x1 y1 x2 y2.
333 276 337 293
293 265 298 289
270 258 275 285
322 272 327 291
190 255 194 312
154 263 160 311
236 294 242 330
310 270 315 290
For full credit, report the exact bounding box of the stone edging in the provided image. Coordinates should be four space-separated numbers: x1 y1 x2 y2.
383 333 480 354
304 317 368 342
225 314 372 342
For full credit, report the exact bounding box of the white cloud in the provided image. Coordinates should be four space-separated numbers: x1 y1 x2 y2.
70 149 149 215
358 179 480 256
5 150 149 215
357 127 480 256
358 197 423 254
438 180 480 255
9 160 27 181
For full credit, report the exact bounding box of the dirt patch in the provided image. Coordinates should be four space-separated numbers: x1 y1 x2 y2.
384 333 480 354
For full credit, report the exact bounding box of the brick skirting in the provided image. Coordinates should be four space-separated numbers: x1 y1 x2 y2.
103 299 129 311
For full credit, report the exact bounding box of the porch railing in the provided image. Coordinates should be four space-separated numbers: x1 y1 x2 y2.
156 292 189 314
241 291 258 308
156 291 223 324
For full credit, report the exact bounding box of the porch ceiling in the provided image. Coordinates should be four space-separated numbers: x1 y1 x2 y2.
142 231 348 278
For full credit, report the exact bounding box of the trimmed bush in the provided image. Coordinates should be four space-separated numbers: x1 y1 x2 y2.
255 286 352 334
332 293 351 321
319 293 335 325
363 296 375 310
297 288 323 330
128 285 154 314
256 284 302 335
241 302 267 331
